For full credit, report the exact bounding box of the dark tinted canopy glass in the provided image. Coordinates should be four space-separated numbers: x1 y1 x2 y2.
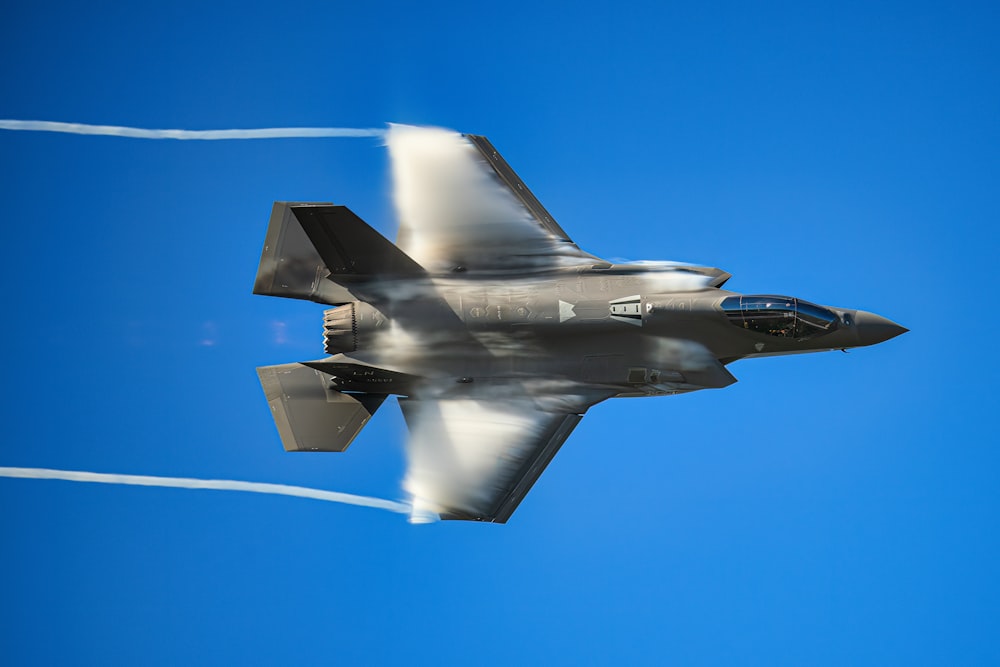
721 295 838 339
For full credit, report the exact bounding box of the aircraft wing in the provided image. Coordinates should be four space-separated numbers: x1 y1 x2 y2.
387 124 600 274
399 395 589 523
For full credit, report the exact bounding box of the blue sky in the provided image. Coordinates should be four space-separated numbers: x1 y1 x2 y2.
2 2 998 665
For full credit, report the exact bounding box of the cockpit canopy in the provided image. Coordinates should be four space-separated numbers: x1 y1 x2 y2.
721 295 839 339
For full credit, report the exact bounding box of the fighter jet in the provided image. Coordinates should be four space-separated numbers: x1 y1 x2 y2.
253 125 906 523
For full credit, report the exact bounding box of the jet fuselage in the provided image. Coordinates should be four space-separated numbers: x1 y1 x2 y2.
320 263 906 402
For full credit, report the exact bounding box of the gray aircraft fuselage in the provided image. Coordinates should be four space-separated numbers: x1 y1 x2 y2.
314 263 906 403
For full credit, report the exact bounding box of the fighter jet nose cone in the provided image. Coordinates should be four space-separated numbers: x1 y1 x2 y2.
854 311 908 346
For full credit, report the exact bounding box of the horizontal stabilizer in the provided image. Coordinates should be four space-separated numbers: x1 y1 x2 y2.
257 363 386 452
290 205 426 278
253 202 358 305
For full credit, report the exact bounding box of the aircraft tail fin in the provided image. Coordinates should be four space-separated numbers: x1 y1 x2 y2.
257 363 386 452
254 202 425 305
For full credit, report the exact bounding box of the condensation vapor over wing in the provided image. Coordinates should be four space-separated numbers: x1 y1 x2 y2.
399 397 584 523
386 124 595 273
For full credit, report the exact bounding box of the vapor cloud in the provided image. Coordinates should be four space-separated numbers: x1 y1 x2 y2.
0 120 385 140
0 466 410 515
401 398 553 521
387 124 595 273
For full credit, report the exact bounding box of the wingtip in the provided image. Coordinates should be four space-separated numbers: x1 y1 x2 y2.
407 498 441 524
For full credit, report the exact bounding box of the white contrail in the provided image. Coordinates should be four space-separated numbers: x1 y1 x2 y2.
0 466 410 515
0 119 384 139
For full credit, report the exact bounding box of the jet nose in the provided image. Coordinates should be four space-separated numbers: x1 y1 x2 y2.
853 311 908 346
